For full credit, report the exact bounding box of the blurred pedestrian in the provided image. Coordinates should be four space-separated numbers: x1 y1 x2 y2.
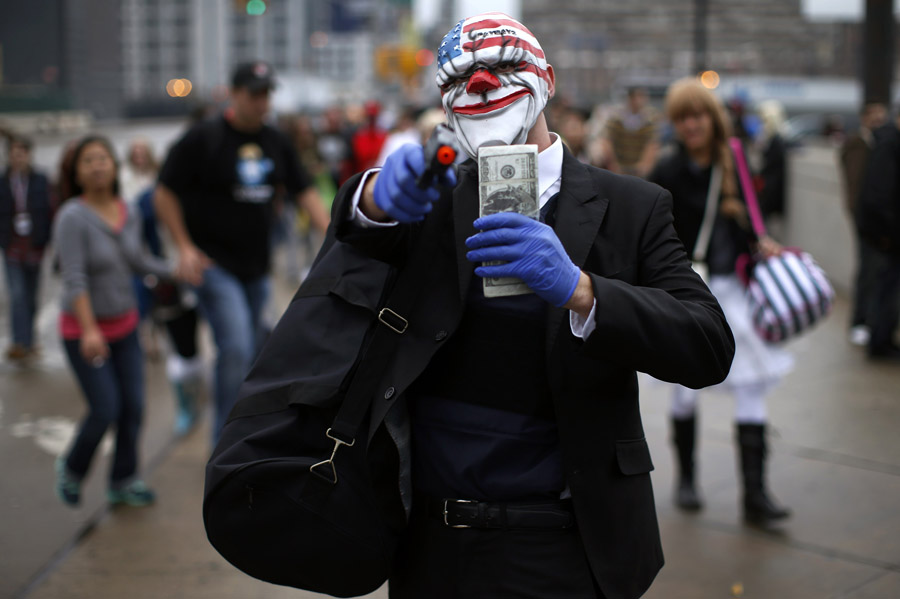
154 61 329 442
558 107 591 163
120 138 159 205
350 99 388 173
650 78 793 528
857 110 900 360
375 106 421 167
1 136 55 362
135 186 204 435
823 115 846 145
841 103 889 347
415 107 447 146
317 105 353 188
55 140 79 206
600 87 660 177
756 100 788 221
53 135 194 507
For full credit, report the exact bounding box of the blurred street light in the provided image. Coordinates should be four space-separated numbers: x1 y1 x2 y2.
375 45 423 81
245 0 266 16
700 70 720 89
166 78 193 98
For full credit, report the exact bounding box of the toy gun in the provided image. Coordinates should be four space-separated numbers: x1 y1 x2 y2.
416 123 459 189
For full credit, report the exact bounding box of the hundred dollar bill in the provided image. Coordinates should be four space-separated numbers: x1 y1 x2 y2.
477 144 539 298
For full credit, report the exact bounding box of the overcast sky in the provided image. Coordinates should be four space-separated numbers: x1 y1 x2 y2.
803 0 896 20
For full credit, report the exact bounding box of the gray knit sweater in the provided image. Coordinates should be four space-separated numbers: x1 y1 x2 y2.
54 199 174 317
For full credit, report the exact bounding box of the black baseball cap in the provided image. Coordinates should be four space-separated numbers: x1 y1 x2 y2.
231 61 276 92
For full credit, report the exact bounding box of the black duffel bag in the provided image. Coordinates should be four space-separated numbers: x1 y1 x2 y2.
203 230 422 597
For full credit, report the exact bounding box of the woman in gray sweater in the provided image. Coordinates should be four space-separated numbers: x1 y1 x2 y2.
53 135 193 507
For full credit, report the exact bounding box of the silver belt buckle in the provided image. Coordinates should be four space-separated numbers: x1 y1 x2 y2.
443 498 476 528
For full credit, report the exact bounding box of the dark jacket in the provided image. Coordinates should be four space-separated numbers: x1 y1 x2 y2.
840 131 872 216
649 144 754 276
333 148 735 599
760 133 786 217
0 169 54 250
857 122 900 254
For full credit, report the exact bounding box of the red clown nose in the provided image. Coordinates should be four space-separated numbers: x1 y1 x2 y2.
466 69 502 94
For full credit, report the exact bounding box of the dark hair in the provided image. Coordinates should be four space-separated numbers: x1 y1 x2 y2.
8 135 33 152
67 135 120 198
627 87 647 99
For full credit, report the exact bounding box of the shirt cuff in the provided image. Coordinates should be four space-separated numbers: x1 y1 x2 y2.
349 168 398 228
569 299 598 340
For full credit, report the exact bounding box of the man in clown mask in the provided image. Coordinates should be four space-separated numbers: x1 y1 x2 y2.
332 12 734 599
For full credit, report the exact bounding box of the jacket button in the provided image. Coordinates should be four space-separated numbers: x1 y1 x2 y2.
435 330 448 342
384 387 395 400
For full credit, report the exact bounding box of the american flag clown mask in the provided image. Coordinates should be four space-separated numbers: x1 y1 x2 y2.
436 13 553 159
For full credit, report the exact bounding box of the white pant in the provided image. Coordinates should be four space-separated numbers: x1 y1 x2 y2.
670 381 769 424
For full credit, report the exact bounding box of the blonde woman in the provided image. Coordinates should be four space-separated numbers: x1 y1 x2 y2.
649 78 793 528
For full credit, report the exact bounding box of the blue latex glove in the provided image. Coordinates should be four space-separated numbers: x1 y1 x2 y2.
373 144 457 223
465 212 581 307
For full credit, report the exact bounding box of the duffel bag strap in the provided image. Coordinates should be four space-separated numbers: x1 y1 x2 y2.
311 215 444 485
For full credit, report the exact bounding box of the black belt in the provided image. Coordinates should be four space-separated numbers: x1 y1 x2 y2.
426 498 574 530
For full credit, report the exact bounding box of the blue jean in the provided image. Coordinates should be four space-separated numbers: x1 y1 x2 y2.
194 266 270 441
63 330 145 484
4 258 41 348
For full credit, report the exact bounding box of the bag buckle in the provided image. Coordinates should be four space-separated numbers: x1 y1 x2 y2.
443 499 476 528
378 308 408 334
309 428 356 485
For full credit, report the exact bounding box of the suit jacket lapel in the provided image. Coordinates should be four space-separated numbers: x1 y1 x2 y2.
453 160 479 300
546 147 610 353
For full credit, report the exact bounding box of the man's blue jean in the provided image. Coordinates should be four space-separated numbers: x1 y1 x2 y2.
3 258 41 348
63 330 145 484
194 265 270 441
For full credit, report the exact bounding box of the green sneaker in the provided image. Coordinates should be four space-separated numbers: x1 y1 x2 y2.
108 480 156 507
55 457 81 507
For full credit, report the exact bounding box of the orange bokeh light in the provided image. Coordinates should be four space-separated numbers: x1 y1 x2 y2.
700 70 720 89
415 49 435 67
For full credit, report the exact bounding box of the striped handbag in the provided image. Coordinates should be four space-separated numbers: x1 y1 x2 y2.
731 138 834 343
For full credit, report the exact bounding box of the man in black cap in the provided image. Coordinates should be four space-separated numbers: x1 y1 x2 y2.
155 61 330 442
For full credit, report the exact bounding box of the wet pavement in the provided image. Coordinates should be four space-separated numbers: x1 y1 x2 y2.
3 257 900 598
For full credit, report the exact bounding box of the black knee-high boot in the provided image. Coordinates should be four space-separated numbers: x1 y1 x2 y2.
672 416 703 510
737 423 791 526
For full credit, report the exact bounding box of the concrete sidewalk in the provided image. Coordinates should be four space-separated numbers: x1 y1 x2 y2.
19 297 900 599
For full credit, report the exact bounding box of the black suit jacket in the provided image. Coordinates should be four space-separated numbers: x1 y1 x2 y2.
334 148 735 599
0 169 54 250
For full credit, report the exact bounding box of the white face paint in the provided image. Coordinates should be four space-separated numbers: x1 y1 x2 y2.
436 13 552 159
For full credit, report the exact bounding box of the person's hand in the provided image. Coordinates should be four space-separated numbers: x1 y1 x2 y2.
176 244 211 286
757 235 783 258
465 212 581 307
720 197 749 228
372 144 456 223
80 327 109 367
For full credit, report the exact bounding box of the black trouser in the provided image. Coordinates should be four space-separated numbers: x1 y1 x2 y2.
851 236 888 328
869 253 900 352
164 308 199 358
389 498 605 599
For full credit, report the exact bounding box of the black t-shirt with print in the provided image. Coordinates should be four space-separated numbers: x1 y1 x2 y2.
159 116 311 280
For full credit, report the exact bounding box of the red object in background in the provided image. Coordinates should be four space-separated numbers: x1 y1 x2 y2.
352 127 387 172
351 101 387 172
